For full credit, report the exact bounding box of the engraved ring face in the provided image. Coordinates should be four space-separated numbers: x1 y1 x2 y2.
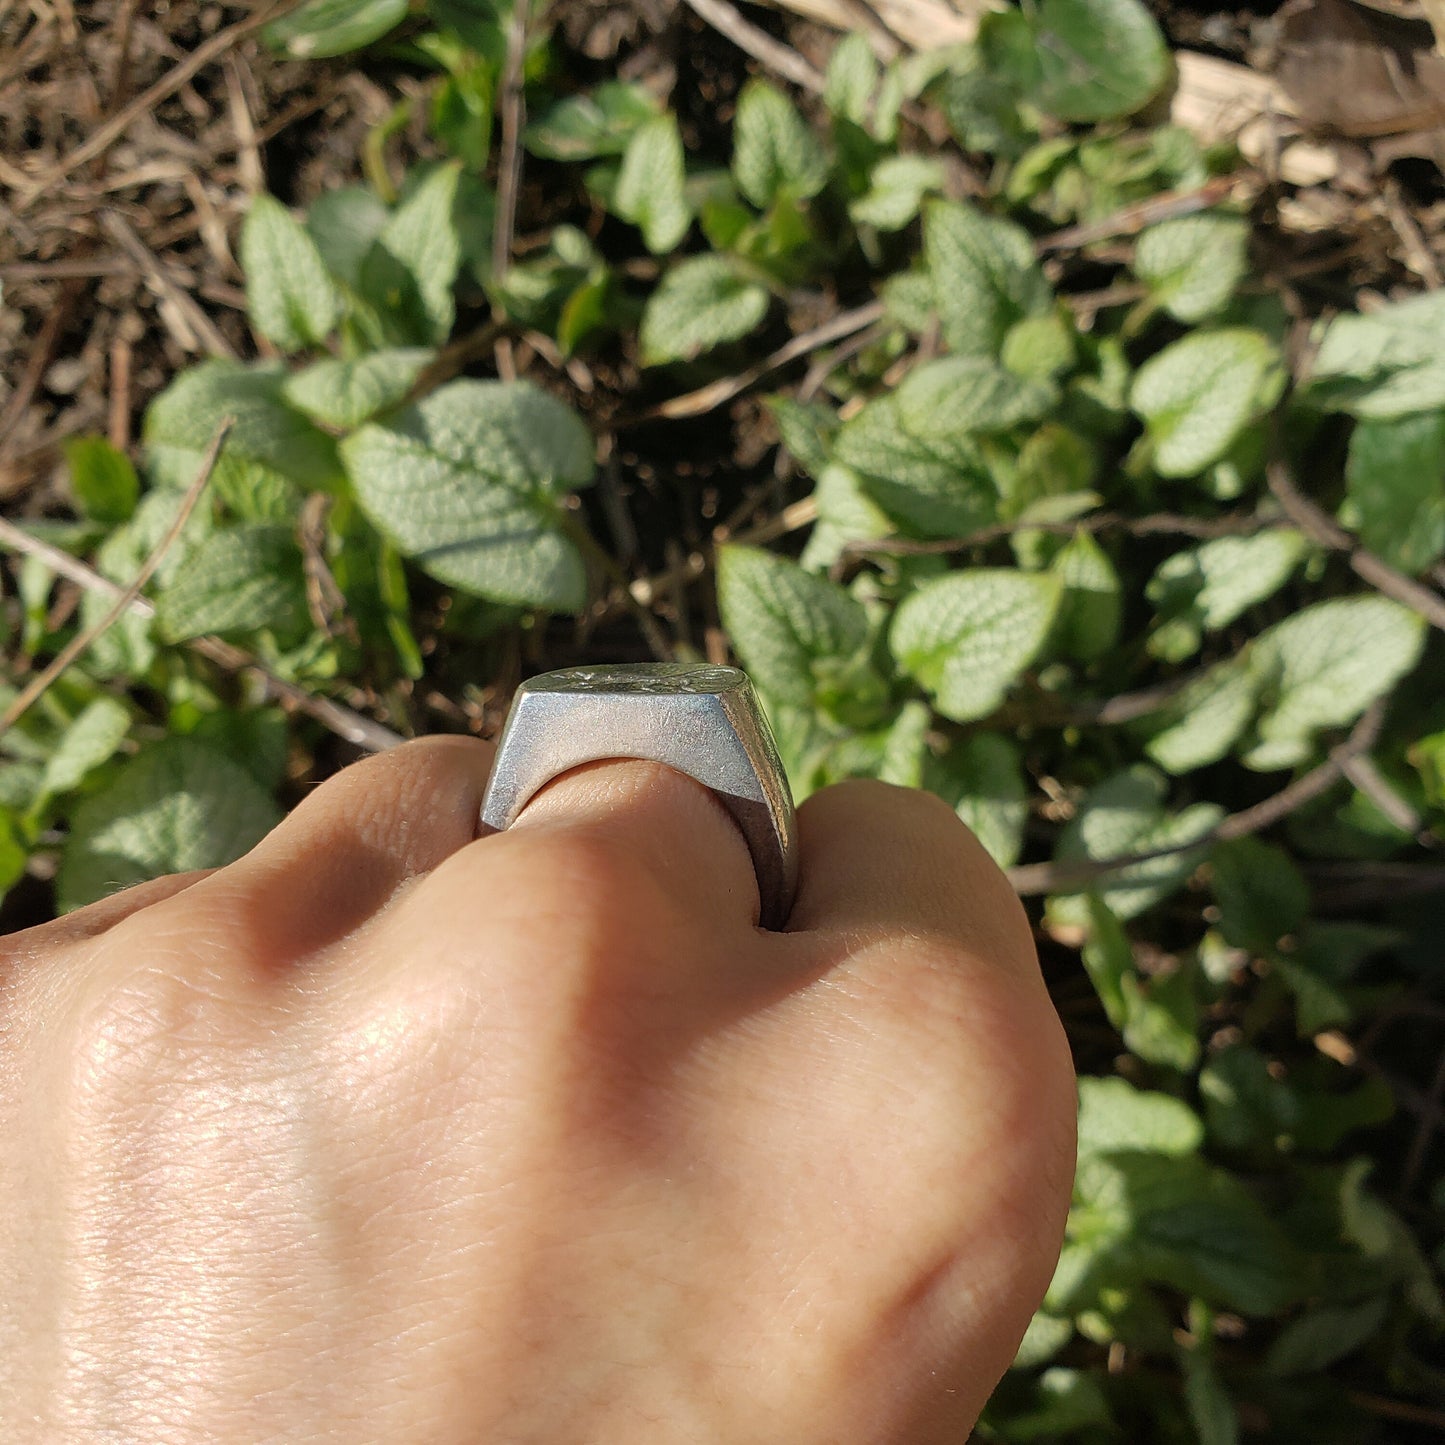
478 663 798 930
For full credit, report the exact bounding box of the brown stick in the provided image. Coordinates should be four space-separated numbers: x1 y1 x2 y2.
1266 459 1445 634
640 301 887 421
0 421 231 735
1034 177 1240 253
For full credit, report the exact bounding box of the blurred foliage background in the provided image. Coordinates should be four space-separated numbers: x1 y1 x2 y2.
2 0 1444 1437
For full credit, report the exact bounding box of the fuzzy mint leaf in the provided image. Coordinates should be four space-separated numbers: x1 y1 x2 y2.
923 199 1052 358
1076 1075 1204 1159
1135 214 1249 323
1050 765 1222 921
38 697 132 805
639 256 769 366
849 155 945 232
358 162 463 346
716 545 870 708
732 79 830 209
1131 328 1277 478
1245 595 1426 771
1144 657 1259 775
154 525 310 644
64 435 138 524
341 379 594 612
263 0 407 58
896 356 1056 437
1305 289 1445 419
281 348 433 430
526 82 658 162
240 194 341 352
1050 529 1121 662
613 114 691 254
925 732 1028 868
890 569 1060 722
58 738 280 912
1003 0 1169 122
832 393 997 537
1146 529 1309 662
824 33 879 127
307 185 390 288
1344 412 1445 574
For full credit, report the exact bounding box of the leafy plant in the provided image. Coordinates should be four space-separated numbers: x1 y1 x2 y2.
3 0 1443 1439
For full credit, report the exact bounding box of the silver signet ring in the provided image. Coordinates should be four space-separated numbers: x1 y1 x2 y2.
478 663 798 930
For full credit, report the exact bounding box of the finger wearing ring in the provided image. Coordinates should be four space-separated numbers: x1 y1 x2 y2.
478 664 798 930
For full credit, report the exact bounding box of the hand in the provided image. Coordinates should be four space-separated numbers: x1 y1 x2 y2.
0 737 1075 1443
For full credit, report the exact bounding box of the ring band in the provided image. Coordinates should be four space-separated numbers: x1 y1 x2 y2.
478 663 798 929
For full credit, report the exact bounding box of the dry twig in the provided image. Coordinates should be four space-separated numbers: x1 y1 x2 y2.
681 0 826 92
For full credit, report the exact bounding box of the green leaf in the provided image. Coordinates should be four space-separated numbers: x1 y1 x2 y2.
798 462 892 571
1012 1312 1075 1369
154 525 309 644
1131 328 1278 478
1051 766 1222 920
1144 657 1259 774
999 1368 1112 1441
341 379 594 612
1050 529 1121 662
64 435 139 524
1001 311 1078 382
526 81 659 161
307 185 390 289
890 569 1060 722
716 545 870 708
1081 895 1200 1070
1266 1296 1389 1377
281 348 433 430
263 0 407 57
732 79 830 209
849 154 945 231
1077 1075 1203 1158
1343 413 1445 574
613 114 691 255
895 356 1055 437
240 194 341 352
1183 1351 1239 1445
767 395 839 478
926 732 1028 869
833 393 997 537
824 33 880 127
38 697 132 803
1146 529 1309 662
1246 596 1426 771
1135 214 1249 323
1016 0 1169 122
0 811 26 901
58 738 281 912
1077 1150 1300 1314
1305 290 1445 419
639 256 769 366
144 358 341 500
359 162 463 345
923 199 1051 358
1209 837 1309 953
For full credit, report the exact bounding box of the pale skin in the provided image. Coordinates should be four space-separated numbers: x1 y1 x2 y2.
0 737 1076 1442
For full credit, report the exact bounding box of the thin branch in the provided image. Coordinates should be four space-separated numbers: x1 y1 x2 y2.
638 301 886 422
1 421 231 735
1035 176 1240 254
491 0 530 285
681 0 826 92
1007 703 1387 897
1266 458 1445 634
13 0 306 206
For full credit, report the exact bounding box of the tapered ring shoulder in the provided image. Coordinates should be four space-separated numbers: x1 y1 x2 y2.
478 663 798 930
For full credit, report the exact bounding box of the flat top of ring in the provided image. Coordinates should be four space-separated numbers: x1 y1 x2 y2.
523 663 747 696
